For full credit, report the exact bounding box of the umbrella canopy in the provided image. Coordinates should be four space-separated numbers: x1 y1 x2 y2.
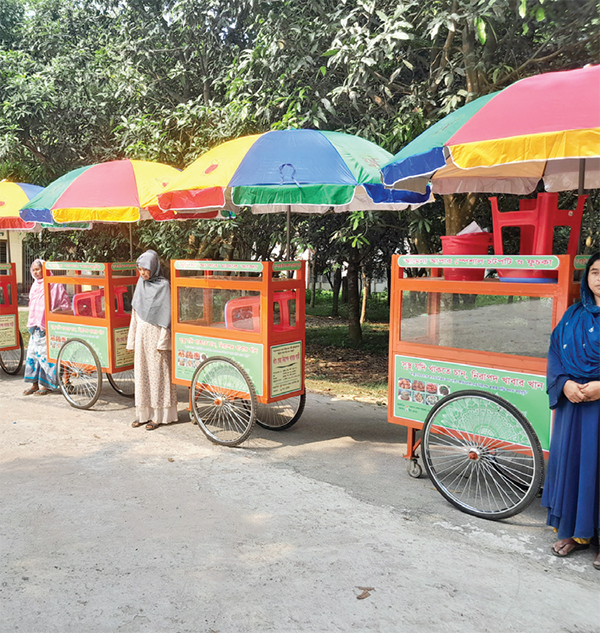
20 159 182 224
0 181 41 230
381 65 600 195
147 129 431 217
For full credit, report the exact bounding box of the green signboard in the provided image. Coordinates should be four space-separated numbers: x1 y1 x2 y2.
393 354 551 450
174 260 264 273
397 254 560 270
174 333 263 395
46 262 105 273
0 263 12 271
574 255 590 270
273 261 302 271
111 262 137 272
47 321 110 367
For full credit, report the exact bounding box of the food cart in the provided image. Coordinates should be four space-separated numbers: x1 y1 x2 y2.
0 262 24 375
43 261 138 409
171 259 306 446
388 253 586 519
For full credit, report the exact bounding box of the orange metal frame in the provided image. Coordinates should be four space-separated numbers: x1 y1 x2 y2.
0 263 20 352
388 254 581 460
171 260 306 405
43 262 138 373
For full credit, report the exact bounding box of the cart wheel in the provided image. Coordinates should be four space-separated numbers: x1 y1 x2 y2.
107 369 135 398
191 356 256 446
57 338 102 410
0 332 24 375
255 393 306 431
407 459 422 479
421 390 544 520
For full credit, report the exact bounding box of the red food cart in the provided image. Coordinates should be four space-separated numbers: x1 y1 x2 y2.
43 261 138 409
171 259 306 446
388 253 586 519
0 262 24 375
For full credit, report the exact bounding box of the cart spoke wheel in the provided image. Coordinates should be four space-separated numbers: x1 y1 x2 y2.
0 332 24 375
255 393 306 431
57 338 102 410
191 356 256 446
107 369 135 398
422 390 544 520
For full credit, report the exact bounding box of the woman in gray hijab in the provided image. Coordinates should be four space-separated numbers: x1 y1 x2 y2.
126 250 178 430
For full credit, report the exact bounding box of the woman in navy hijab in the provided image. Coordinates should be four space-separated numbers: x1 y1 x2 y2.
542 252 600 569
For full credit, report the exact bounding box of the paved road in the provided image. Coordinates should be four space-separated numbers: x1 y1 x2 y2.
0 375 597 633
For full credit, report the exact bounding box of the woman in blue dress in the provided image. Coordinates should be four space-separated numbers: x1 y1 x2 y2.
542 252 600 569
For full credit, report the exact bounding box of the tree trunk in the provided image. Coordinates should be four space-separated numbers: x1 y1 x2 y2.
310 261 317 308
360 268 368 325
341 274 348 303
331 266 342 317
443 193 479 236
347 250 362 342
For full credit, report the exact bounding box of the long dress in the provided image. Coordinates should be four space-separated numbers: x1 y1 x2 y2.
541 278 600 541
126 309 178 425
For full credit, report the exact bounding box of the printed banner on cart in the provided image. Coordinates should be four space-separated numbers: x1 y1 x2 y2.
113 327 133 368
47 322 109 367
270 341 302 397
393 354 551 450
175 334 263 396
0 314 18 348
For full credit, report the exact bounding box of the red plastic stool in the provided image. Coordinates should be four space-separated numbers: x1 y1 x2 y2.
224 291 296 332
490 192 586 282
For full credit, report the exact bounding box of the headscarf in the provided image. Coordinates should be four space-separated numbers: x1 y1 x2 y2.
548 252 600 383
131 250 171 328
27 258 70 330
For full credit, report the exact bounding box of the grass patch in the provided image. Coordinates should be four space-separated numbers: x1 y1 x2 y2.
306 322 388 356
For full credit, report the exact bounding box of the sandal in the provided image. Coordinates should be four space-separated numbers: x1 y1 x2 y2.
145 422 160 431
33 389 52 396
550 538 590 557
131 421 148 428
23 386 39 395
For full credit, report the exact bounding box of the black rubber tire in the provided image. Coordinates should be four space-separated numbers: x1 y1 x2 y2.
57 338 102 410
421 390 544 520
191 356 256 446
255 392 306 431
0 332 24 375
107 369 135 398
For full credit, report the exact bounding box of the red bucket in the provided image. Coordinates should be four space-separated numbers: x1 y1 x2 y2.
441 232 493 281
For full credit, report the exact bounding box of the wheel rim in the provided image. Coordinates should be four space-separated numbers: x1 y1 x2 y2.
255 393 305 430
0 339 24 375
58 340 101 409
423 393 541 517
107 369 135 397
192 358 255 445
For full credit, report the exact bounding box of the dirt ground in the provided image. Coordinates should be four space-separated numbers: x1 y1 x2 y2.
0 374 598 633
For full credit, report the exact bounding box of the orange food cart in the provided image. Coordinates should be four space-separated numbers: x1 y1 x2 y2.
43 261 138 409
171 259 306 446
0 262 24 375
388 253 586 519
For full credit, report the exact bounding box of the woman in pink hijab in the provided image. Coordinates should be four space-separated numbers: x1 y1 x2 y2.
23 259 70 395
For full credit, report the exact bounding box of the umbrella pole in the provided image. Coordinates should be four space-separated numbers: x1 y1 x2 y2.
578 158 586 196
129 224 133 261
286 205 291 260
6 233 11 264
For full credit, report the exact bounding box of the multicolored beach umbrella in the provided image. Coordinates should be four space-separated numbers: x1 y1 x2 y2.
381 65 600 195
20 159 182 224
148 129 431 218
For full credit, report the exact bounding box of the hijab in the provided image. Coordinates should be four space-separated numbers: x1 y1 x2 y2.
27 258 70 329
131 250 171 328
549 252 600 382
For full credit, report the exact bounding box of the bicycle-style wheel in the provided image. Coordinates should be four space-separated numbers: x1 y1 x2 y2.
421 390 544 520
191 356 256 446
57 338 102 410
255 393 306 431
107 369 135 398
0 332 24 375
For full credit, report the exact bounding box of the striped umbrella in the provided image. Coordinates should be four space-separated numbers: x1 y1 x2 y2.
381 65 600 195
